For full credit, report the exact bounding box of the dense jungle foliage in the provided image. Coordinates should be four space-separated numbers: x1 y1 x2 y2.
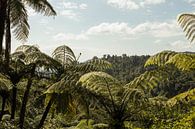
100 54 150 83
0 45 194 129
0 0 194 128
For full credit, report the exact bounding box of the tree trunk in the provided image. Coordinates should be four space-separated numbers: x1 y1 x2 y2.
0 96 6 121
5 1 11 67
0 0 7 59
10 86 17 119
37 96 54 129
19 77 33 129
19 65 35 129
109 118 125 129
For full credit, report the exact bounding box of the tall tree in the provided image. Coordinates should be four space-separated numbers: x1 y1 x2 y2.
3 0 57 67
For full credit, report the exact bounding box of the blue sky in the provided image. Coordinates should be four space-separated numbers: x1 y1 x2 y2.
12 0 195 61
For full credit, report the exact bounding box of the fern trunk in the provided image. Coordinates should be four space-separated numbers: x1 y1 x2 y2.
10 86 17 119
0 0 7 58
19 65 35 129
109 122 125 129
5 1 11 66
37 96 54 129
19 77 33 129
0 96 6 121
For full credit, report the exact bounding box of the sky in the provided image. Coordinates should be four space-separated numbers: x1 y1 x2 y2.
12 0 195 61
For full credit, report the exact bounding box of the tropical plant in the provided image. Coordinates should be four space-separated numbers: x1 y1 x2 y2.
12 45 62 129
36 45 112 129
2 0 56 67
77 72 149 129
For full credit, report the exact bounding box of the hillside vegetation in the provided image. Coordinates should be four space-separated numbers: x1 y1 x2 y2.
0 46 194 129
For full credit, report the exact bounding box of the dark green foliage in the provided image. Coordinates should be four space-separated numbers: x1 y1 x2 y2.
101 54 150 83
0 45 194 129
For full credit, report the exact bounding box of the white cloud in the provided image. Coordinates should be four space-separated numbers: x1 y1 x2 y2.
86 21 182 38
57 2 87 20
53 33 88 41
39 19 49 25
86 22 131 35
107 0 166 10
62 2 88 10
154 39 162 44
140 0 166 6
186 0 195 3
52 20 182 42
60 10 78 20
79 4 88 10
170 40 193 49
130 21 182 38
107 0 139 10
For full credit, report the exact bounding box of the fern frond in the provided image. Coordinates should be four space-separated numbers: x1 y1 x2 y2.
44 73 80 114
74 59 112 73
24 0 56 16
166 53 195 71
167 88 195 107
125 69 169 93
78 72 122 102
144 51 177 67
52 45 76 66
15 45 40 54
10 0 30 41
178 13 195 43
24 51 63 77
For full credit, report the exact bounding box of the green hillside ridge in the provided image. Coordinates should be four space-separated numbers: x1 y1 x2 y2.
0 46 194 129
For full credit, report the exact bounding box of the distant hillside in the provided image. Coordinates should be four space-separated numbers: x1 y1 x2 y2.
96 54 150 83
